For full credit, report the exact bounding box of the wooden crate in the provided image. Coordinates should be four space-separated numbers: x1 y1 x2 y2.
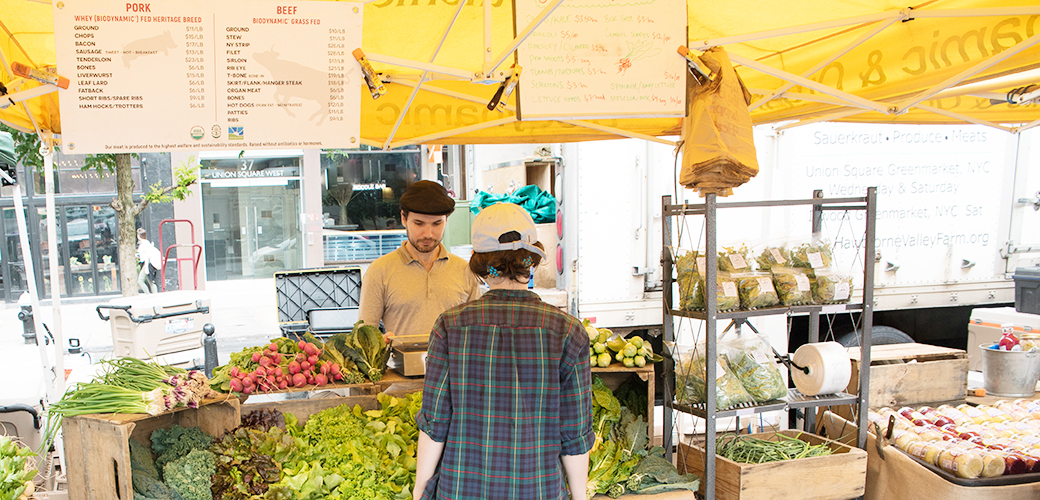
241 394 380 424
819 411 1040 500
62 397 240 500
592 365 655 444
846 343 968 408
677 430 867 500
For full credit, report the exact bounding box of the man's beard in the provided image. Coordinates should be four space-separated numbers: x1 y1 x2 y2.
408 234 439 254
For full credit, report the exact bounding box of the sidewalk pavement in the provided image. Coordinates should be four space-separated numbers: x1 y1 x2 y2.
0 278 282 367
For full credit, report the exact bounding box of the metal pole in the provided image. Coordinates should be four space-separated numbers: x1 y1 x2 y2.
704 192 718 500
858 187 878 449
662 196 674 461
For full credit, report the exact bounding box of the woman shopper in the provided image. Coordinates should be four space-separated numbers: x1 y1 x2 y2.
414 202 594 500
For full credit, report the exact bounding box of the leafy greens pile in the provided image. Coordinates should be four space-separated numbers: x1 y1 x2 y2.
586 376 699 498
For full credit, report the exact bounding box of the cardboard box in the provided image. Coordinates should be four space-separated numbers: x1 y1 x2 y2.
819 411 1040 500
677 430 867 500
592 366 655 444
62 398 240 500
846 343 968 408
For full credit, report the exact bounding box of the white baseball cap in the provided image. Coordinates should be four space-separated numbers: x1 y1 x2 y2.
471 203 547 259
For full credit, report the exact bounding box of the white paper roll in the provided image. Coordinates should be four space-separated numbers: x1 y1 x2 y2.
791 341 852 396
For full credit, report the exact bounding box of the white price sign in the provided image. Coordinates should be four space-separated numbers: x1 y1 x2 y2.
54 0 362 153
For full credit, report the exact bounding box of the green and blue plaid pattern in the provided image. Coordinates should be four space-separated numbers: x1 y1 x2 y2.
417 289 595 500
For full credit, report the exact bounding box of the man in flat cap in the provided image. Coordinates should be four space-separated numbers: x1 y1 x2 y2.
359 180 481 341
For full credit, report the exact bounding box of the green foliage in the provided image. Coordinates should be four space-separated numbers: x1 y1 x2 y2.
0 123 43 171
625 447 700 495
587 377 654 499
164 449 216 500
150 425 214 473
145 158 199 204
210 426 301 500
130 438 160 479
344 321 391 382
0 435 36 500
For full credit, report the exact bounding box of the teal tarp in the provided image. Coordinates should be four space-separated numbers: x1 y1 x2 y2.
470 185 556 224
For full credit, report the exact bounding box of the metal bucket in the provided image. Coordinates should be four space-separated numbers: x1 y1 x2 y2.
980 344 1040 397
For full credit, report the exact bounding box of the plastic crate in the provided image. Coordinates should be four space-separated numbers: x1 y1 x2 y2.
274 267 362 335
1014 266 1040 315
97 291 210 367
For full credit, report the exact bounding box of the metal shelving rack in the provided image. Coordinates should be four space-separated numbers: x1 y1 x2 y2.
660 188 878 500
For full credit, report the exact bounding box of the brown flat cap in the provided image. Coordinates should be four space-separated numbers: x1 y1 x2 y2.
400 180 455 216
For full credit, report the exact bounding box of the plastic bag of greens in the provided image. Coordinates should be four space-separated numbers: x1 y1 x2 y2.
771 266 814 305
788 239 835 270
718 244 753 273
811 268 853 304
698 273 740 311
754 245 791 272
675 249 706 276
733 272 780 310
674 344 753 410
721 334 788 403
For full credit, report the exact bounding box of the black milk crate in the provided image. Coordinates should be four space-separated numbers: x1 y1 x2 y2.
275 267 362 336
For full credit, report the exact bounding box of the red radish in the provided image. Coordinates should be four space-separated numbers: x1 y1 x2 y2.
288 361 301 374
296 353 307 363
271 353 282 364
308 355 319 365
269 342 278 352
272 367 284 377
252 352 262 363
298 340 307 350
292 373 307 387
333 372 343 381
229 379 244 392
303 343 318 356
306 374 315 385
229 366 240 377
330 363 341 376
315 374 328 386
259 356 272 367
301 361 311 372
242 385 253 394
278 379 288 390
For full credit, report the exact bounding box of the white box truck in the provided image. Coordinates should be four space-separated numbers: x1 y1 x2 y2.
467 122 1040 350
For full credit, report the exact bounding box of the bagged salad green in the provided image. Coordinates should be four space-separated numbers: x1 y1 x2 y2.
718 244 753 273
811 269 853 304
754 246 791 271
771 266 814 306
721 334 787 403
788 240 834 269
733 272 780 310
674 344 753 410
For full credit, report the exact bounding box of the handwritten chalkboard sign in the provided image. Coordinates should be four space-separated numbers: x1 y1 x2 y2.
515 0 686 120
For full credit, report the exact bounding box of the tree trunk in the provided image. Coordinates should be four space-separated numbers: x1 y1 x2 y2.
115 154 141 296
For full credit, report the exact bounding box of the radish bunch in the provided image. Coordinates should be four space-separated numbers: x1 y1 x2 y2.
225 340 347 395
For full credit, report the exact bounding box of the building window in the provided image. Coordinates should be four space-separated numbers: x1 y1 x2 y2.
34 151 143 195
320 147 420 263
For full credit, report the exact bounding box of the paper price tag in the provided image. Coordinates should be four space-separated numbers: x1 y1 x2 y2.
721 282 738 297
807 251 825 268
753 350 773 365
696 257 706 273
835 282 850 301
757 277 775 293
728 253 747 269
795 275 811 291
769 248 786 264
715 360 727 381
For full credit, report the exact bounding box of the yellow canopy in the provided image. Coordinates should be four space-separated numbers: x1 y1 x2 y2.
2 0 1038 146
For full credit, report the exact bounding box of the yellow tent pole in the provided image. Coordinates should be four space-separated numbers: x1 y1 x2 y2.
908 6 1040 18
775 92 852 106
730 53 891 114
365 52 473 80
1017 118 1040 133
382 0 467 150
933 69 1040 100
912 104 1013 133
485 0 566 78
482 0 492 70
388 116 516 149
386 77 517 112
560 120 677 146
894 31 1040 113
689 10 905 50
775 108 866 131
749 17 900 111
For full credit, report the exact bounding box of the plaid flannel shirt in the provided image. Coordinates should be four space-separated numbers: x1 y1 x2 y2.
416 289 595 500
